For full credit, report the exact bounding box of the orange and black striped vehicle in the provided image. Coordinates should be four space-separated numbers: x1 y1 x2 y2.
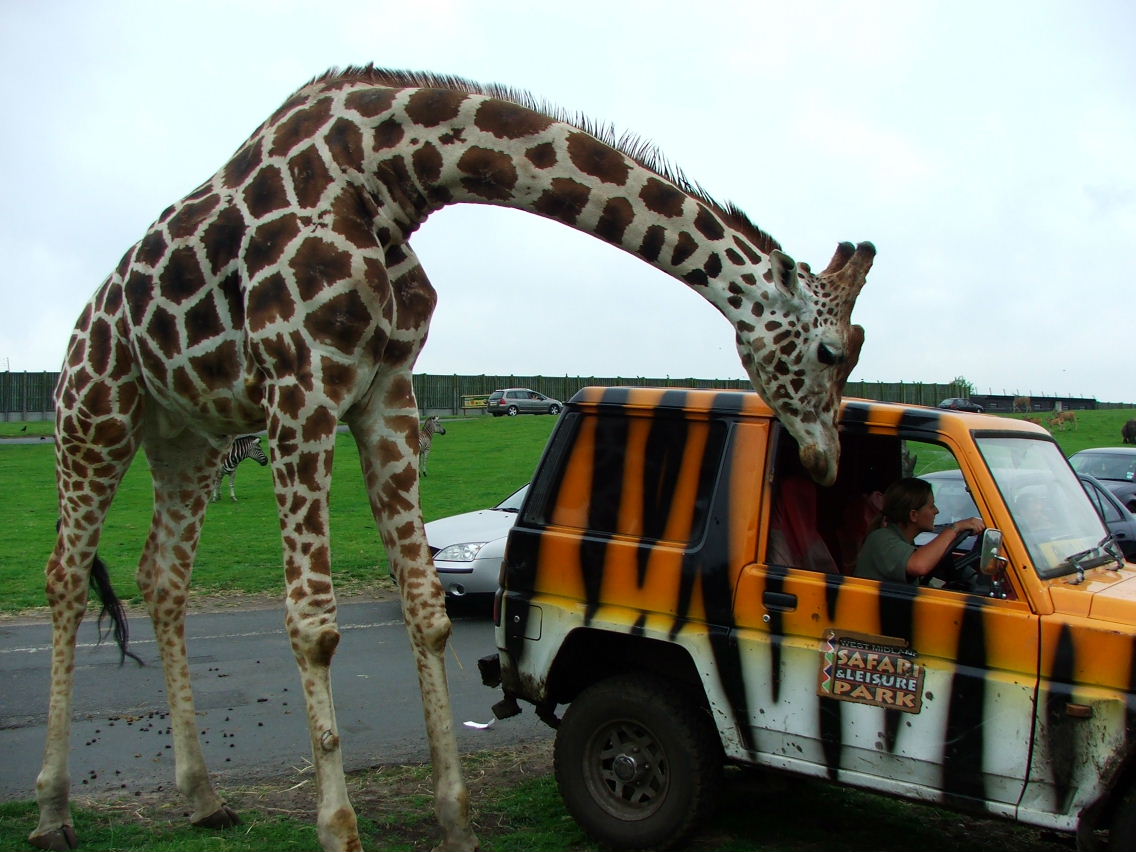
480 386 1136 850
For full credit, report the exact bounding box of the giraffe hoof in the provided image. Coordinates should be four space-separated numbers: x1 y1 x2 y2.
191 805 241 829
28 824 78 851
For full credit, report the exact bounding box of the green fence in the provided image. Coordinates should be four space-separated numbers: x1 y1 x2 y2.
410 376 975 415
10 371 1116 420
0 372 58 421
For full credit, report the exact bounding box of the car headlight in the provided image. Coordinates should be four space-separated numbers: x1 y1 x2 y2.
434 542 487 562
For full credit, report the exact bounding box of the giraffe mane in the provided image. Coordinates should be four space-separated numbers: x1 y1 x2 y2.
303 65 783 256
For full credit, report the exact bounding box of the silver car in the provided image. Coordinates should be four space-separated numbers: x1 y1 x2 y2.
486 388 562 416
425 484 529 602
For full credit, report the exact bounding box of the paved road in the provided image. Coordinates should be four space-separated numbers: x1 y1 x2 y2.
0 599 551 801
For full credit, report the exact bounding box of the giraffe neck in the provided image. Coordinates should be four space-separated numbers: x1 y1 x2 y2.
305 74 785 326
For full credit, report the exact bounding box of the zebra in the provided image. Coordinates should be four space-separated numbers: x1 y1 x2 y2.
418 416 446 477
211 434 269 502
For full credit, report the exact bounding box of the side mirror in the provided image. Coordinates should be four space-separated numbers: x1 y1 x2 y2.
979 529 1007 576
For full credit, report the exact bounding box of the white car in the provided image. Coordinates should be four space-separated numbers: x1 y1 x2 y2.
425 485 528 602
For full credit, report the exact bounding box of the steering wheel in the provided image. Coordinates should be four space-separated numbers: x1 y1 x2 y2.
921 528 982 592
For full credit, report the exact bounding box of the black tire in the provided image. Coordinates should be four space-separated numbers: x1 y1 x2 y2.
549 404 562 415
506 405 519 416
554 674 722 851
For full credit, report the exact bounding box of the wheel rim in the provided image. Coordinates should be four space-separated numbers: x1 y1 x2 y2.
581 719 669 821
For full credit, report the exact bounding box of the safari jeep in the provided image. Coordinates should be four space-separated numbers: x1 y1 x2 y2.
479 387 1136 850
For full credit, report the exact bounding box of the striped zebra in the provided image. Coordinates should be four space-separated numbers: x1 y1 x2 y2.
211 434 269 502
418 416 446 477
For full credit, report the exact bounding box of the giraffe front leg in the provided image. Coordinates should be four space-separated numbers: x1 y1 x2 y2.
269 412 360 852
139 431 239 829
348 392 479 852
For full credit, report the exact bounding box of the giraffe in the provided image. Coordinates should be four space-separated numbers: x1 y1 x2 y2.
31 65 875 852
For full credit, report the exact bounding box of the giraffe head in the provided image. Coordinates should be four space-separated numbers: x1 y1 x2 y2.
735 240 875 486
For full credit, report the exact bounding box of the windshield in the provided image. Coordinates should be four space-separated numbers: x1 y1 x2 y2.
496 484 529 512
1070 452 1136 483
977 436 1113 579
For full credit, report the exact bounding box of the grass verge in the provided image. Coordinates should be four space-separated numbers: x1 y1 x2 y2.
0 741 1074 851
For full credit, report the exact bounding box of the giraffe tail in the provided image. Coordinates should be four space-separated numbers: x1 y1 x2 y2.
89 553 145 667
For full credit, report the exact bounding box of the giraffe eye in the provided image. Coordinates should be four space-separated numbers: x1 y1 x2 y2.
818 342 844 365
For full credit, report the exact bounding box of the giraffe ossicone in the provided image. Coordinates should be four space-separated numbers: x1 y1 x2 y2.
32 65 873 852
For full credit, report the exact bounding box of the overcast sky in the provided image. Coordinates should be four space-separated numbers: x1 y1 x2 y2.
2 1 1133 402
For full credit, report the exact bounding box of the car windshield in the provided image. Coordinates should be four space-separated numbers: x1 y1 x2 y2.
1070 452 1136 483
926 475 978 526
977 436 1114 579
495 485 529 512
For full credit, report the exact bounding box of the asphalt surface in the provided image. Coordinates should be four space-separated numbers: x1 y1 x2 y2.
0 599 552 801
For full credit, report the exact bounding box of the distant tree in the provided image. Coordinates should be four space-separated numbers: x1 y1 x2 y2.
952 375 976 396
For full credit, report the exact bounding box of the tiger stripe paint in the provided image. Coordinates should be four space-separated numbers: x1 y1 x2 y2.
496 386 1136 838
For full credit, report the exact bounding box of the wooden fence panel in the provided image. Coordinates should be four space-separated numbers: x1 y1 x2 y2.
0 372 58 421
4 372 1119 421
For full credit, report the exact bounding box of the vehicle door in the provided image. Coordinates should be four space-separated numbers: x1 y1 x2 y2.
1081 475 1135 559
730 429 1040 813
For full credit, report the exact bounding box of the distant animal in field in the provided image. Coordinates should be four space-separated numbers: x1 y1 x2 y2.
1123 419 1136 444
1049 411 1078 432
1013 396 1032 413
901 447 918 478
418 416 446 477
211 435 269 502
1024 416 1045 427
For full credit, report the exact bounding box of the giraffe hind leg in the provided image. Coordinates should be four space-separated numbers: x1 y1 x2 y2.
136 428 239 829
32 402 142 850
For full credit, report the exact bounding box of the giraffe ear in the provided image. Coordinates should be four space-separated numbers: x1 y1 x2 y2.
769 249 804 299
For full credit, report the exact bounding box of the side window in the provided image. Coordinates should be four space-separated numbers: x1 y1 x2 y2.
878 438 993 594
767 429 992 594
1086 481 1123 524
766 429 897 576
527 412 726 544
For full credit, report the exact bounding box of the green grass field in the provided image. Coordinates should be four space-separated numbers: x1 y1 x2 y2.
0 415 557 612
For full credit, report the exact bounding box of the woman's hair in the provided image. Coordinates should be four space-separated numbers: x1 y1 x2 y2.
879 477 933 526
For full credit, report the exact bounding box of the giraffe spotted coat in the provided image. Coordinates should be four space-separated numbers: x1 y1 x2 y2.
32 66 874 852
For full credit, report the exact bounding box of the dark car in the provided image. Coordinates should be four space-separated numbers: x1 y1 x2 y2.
937 397 983 413
486 388 562 417
922 468 1136 562
1070 448 1136 513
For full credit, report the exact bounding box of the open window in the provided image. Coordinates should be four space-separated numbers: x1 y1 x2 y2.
766 427 899 575
765 427 998 595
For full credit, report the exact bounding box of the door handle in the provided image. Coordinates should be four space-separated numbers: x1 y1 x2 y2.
763 591 798 612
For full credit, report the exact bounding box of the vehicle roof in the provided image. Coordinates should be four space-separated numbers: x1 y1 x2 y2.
567 386 1048 436
1072 447 1136 457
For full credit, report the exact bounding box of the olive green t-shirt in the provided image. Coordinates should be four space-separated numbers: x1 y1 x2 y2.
855 524 915 583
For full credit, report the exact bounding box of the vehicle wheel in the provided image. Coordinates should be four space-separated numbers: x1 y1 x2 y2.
506 405 519 416
554 674 722 851
549 404 561 415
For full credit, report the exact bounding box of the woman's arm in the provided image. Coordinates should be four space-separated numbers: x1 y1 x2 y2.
906 517 986 577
